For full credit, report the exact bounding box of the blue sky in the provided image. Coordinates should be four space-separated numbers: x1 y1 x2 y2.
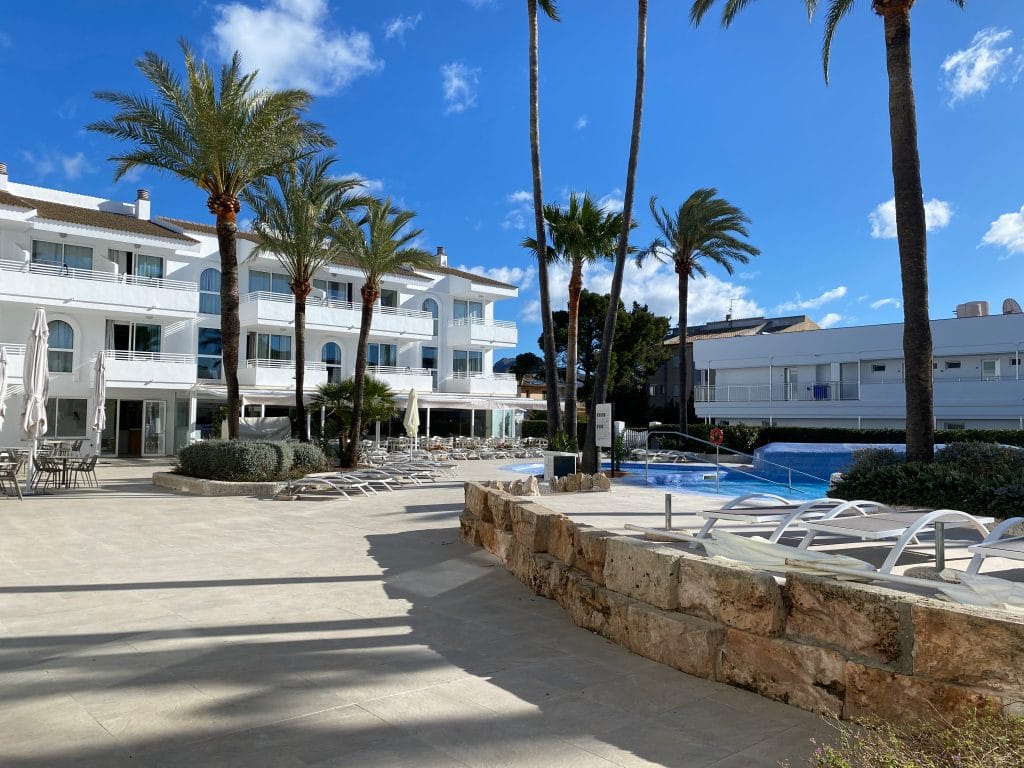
3 1 1024 357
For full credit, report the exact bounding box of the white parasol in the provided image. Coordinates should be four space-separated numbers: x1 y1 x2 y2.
21 307 50 493
403 388 420 448
93 352 107 455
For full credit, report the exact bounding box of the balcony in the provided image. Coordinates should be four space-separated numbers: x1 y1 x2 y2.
365 365 435 393
0 343 25 387
0 259 198 317
237 358 328 389
442 372 518 395
446 317 518 348
239 292 433 340
695 381 861 403
101 350 197 390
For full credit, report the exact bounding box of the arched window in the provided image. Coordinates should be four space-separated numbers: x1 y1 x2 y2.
322 342 343 383
48 320 74 373
423 298 439 336
199 268 221 315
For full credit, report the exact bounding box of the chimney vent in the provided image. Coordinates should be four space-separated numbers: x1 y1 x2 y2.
135 189 151 220
0 161 7 191
435 245 447 267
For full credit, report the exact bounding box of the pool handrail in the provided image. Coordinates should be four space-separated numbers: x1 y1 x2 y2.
643 429 833 493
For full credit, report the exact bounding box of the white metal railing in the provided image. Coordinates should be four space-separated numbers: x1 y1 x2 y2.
242 292 431 319
366 365 431 376
695 381 860 403
450 371 517 381
0 342 26 355
0 259 198 292
245 358 327 371
449 317 517 329
101 349 195 365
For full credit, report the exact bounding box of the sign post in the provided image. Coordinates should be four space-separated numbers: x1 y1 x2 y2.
595 403 612 448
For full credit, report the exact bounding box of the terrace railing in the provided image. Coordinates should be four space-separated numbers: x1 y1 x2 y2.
0 259 198 292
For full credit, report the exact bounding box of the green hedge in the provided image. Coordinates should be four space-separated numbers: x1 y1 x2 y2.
177 440 325 482
521 419 588 446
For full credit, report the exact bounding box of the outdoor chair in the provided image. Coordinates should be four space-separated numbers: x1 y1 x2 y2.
70 455 99 488
966 517 1024 575
0 456 25 500
30 456 63 491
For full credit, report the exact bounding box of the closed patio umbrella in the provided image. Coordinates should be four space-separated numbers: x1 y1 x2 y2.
403 389 420 448
0 346 8 432
93 352 106 456
22 307 50 493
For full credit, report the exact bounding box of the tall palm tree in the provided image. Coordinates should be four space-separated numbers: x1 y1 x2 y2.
88 40 332 440
582 0 648 473
524 193 624 442
528 0 564 440
638 191 760 433
332 199 436 468
689 2 965 462
311 376 397 463
243 156 367 441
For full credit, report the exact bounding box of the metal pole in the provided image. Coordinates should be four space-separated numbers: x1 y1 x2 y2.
715 444 720 493
788 469 792 492
664 493 672 531
935 521 945 571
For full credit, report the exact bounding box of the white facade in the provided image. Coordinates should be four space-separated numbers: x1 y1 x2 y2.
0 169 528 455
693 311 1024 429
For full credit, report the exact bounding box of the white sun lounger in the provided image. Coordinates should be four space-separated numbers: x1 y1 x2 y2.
289 474 375 499
966 516 1024 575
695 494 888 543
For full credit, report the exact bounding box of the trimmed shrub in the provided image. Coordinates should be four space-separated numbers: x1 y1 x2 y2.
254 440 294 477
935 441 1024 477
177 440 293 482
847 447 905 475
291 442 327 473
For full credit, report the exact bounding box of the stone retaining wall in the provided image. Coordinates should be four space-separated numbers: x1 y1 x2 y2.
153 472 286 498
461 481 1024 724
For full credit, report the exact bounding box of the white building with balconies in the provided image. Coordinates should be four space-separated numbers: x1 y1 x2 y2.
0 165 534 456
692 301 1024 430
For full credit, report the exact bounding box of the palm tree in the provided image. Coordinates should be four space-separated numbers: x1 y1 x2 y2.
582 0 648 473
524 193 624 443
311 376 397 463
638 191 760 433
527 0 564 441
689 2 965 462
87 40 332 440
243 156 367 441
332 199 436 468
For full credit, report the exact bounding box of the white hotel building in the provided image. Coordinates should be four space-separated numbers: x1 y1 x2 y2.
693 301 1024 430
0 165 535 456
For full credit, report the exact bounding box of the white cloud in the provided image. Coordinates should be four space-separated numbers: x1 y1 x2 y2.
441 62 480 114
981 204 1024 255
458 263 535 290
519 298 540 322
61 152 93 180
818 313 843 329
464 0 496 7
19 148 94 181
868 197 954 239
507 190 532 205
212 0 380 95
340 172 384 194
738 270 760 280
384 13 422 43
575 115 588 130
502 189 535 231
870 297 901 310
774 286 847 313
596 189 624 214
941 28 1015 105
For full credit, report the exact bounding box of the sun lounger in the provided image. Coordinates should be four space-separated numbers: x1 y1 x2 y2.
798 509 993 574
289 474 375 499
966 517 1024 575
695 494 885 543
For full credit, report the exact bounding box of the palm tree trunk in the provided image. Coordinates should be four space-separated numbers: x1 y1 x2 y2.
528 0 563 441
293 286 310 442
343 284 376 468
677 268 689 434
211 195 241 441
881 5 934 463
565 262 583 443
582 0 646 473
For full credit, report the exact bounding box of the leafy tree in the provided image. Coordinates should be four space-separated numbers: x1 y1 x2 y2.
689 0 966 462
89 41 332 439
526 0 564 440
244 156 367 441
511 352 544 382
311 377 397 462
584 0 648 472
332 199 435 468
638 190 759 433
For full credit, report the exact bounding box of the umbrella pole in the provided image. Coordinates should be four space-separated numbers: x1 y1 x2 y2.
24 438 36 496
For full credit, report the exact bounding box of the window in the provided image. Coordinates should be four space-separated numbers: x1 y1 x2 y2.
380 288 399 308
423 298 439 335
108 321 161 354
199 268 221 315
248 270 291 295
421 346 437 370
945 361 962 370
246 332 292 361
313 279 352 303
982 360 1000 379
48 320 74 373
1012 356 1021 367
136 253 164 280
453 299 483 321
453 349 483 375
32 240 93 272
45 398 88 437
322 342 343 383
871 364 886 373
197 327 222 380
368 343 397 368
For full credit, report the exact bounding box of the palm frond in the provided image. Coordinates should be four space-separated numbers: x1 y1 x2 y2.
539 0 560 21
820 0 856 84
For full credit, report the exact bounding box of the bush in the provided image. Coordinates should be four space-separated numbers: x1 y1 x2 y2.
177 440 298 482
291 442 327 473
794 711 1024 767
847 447 905 475
935 441 1024 478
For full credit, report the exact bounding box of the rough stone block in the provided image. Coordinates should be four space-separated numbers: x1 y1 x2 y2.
593 473 611 491
913 601 1024 694
477 521 498 556
581 474 593 491
625 603 724 679
785 574 905 665
494 530 514 563
464 482 488 518
719 630 846 715
506 542 555 596
574 525 613 585
604 537 681 610
557 569 634 639
459 510 480 547
844 662 1001 723
488 490 513 531
677 553 785 636
546 515 577 566
564 474 580 492
509 502 551 553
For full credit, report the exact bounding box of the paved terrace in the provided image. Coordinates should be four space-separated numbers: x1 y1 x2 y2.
0 459 829 768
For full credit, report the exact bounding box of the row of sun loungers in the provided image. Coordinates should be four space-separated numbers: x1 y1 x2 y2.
287 449 462 499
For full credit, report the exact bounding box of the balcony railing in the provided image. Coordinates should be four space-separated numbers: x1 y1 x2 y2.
241 291 431 319
0 342 26 356
366 365 431 376
449 317 517 329
101 350 196 364
695 381 860 403
0 259 198 292
245 358 327 371
451 371 517 381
